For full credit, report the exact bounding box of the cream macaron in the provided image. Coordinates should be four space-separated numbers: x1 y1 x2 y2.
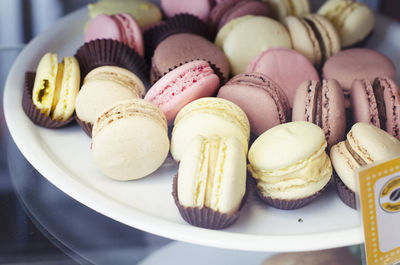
91 98 169 181
171 97 250 162
263 0 310 21
318 0 375 48
330 122 400 208
75 66 145 136
248 121 332 209
215 15 292 76
174 135 247 229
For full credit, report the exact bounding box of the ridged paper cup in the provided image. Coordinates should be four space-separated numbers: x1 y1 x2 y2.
22 72 74 128
74 39 150 88
143 13 210 64
334 174 356 209
255 181 330 210
172 175 248 229
74 115 93 138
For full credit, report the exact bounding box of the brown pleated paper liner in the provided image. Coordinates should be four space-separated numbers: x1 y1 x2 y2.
255 181 330 210
172 174 248 230
334 174 356 209
150 59 226 87
74 115 93 138
74 39 150 88
22 72 74 128
143 13 210 64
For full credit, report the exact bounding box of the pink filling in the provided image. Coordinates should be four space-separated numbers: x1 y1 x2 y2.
152 65 214 106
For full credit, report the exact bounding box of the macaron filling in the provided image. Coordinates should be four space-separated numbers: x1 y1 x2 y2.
303 17 327 63
149 65 216 107
344 139 367 167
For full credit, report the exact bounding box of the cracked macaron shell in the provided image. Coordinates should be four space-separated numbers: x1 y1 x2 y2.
330 122 400 191
171 97 250 161
217 72 290 136
145 60 220 124
177 135 246 215
292 79 346 148
91 98 169 180
350 77 400 140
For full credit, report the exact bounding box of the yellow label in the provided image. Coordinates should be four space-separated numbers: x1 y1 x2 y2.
358 156 400 265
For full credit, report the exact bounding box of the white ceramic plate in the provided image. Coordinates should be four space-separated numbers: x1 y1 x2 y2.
4 8 400 252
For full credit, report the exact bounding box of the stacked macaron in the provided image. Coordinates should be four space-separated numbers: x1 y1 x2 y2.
22 0 400 232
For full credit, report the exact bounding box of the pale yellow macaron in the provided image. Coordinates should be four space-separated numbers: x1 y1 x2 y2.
248 121 332 209
92 98 169 181
171 97 250 161
318 0 375 48
88 0 162 28
177 135 246 216
75 66 145 125
263 0 310 21
32 53 80 121
215 15 292 76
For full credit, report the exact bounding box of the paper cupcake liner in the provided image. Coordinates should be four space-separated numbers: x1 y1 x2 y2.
172 174 248 229
255 181 329 210
334 174 356 209
74 115 93 138
143 14 210 63
150 59 226 87
22 72 74 129
74 39 150 88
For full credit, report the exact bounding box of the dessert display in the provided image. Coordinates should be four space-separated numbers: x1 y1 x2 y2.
248 121 332 209
19 0 400 231
292 79 346 148
330 123 400 208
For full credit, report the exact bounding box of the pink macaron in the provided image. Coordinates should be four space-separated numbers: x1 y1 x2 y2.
86 13 144 56
350 77 400 140
247 48 319 107
292 79 346 148
217 72 290 136
145 60 220 124
161 0 213 22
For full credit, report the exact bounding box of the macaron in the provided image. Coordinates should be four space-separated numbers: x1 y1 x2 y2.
262 0 310 21
31 53 80 121
247 48 319 106
174 135 246 229
350 77 400 140
210 0 272 31
161 0 213 22
88 0 162 29
75 66 145 133
171 97 250 161
91 98 169 181
217 72 290 136
145 60 220 124
322 48 397 95
248 121 332 209
318 0 375 48
330 122 400 208
151 33 229 84
215 15 292 76
283 14 341 68
86 13 144 56
292 79 346 148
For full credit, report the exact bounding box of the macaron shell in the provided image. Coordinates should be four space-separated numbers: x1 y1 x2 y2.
380 77 400 139
348 122 400 164
145 60 220 124
152 33 230 82
220 16 292 75
214 15 251 48
247 48 319 107
113 13 144 56
350 79 380 128
86 14 122 43
161 0 212 21
264 0 310 21
322 48 397 93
